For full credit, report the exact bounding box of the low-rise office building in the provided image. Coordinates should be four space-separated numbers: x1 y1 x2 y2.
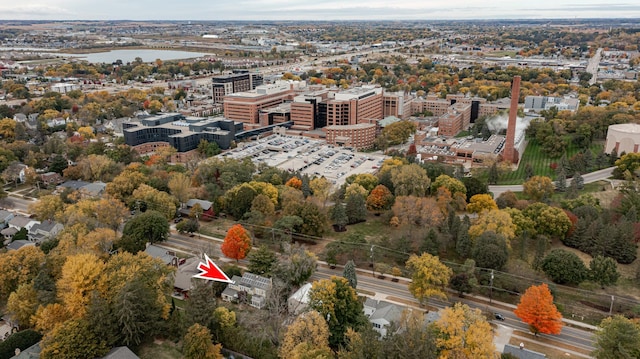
123 113 242 157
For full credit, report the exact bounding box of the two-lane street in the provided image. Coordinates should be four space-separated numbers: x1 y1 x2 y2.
159 232 596 355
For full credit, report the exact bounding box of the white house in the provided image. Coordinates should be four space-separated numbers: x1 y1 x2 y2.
222 272 272 309
287 283 312 315
363 299 405 337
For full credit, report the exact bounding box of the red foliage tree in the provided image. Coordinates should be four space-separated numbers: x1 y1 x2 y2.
563 210 578 238
221 224 252 263
514 283 563 336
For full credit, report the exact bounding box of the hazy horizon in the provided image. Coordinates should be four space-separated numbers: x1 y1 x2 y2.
1 0 639 22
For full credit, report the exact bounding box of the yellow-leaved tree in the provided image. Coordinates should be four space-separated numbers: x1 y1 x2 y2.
406 253 452 305
57 253 105 318
279 310 331 359
466 193 498 214
183 323 223 359
435 303 496 358
468 209 517 246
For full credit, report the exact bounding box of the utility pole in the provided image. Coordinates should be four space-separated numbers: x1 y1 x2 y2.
370 245 375 278
489 270 494 304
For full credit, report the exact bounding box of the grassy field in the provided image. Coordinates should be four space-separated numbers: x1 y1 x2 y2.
498 140 603 185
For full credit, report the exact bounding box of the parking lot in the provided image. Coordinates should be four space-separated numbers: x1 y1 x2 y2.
223 134 388 188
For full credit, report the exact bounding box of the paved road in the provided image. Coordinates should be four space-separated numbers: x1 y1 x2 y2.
587 48 602 85
312 265 595 356
489 166 615 198
159 232 596 355
3 194 37 214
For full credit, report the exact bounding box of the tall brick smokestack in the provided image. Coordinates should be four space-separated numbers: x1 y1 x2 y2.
503 75 521 164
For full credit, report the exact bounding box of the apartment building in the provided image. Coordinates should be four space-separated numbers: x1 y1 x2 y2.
212 70 263 103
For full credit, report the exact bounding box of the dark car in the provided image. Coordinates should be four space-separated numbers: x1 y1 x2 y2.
494 313 505 321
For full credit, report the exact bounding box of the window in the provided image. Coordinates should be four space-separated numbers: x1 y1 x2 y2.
372 323 381 329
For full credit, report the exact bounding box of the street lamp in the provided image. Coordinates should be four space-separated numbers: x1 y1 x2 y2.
609 295 615 315
489 270 494 304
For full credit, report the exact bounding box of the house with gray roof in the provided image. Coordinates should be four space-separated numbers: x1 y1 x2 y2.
173 257 200 298
102 346 139 359
10 342 41 359
222 272 272 309
8 215 39 232
143 244 177 266
80 181 106 198
503 343 546 358
0 210 15 229
363 299 405 337
6 240 36 251
28 220 63 243
57 180 90 192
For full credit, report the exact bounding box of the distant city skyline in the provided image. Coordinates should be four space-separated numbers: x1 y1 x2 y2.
1 0 640 21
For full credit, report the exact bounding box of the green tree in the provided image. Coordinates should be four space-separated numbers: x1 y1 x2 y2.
184 280 218 330
343 260 358 289
331 201 348 232
40 319 109 359
461 177 488 200
456 223 472 258
248 245 278 276
275 244 318 287
308 276 366 349
391 163 431 197
0 330 42 359
119 210 170 253
593 315 640 359
472 231 509 270
345 193 367 225
224 183 257 219
541 249 588 285
113 277 161 347
589 255 620 288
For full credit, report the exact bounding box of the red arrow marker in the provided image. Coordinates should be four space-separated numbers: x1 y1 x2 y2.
193 254 233 283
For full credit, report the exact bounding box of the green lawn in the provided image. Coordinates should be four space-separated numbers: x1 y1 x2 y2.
138 340 183 359
331 217 389 242
498 140 603 185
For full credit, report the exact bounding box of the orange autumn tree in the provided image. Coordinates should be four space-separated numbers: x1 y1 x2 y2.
285 176 302 190
221 224 252 263
366 184 394 214
514 283 563 336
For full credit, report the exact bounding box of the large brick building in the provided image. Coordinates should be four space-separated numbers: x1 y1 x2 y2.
325 123 377 149
325 87 383 126
223 82 295 129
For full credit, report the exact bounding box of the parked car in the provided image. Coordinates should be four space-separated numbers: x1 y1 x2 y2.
494 313 505 321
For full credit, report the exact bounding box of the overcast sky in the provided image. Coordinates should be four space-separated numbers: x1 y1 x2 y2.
1 0 639 21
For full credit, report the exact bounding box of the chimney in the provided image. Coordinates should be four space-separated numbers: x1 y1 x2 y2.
503 76 521 164
15 348 20 356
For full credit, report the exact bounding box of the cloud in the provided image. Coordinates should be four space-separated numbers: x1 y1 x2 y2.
0 0 638 20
